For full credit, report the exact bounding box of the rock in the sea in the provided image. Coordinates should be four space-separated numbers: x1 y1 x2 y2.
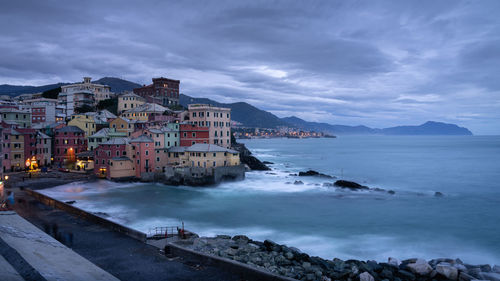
323 182 334 187
458 272 475 281
435 191 444 197
494 265 500 273
65 200 76 204
480 272 500 281
294 180 304 185
388 190 396 195
406 259 433 276
216 235 231 239
298 170 334 178
436 263 459 280
263 161 274 165
334 180 369 190
359 272 375 281
388 257 400 266
232 235 250 242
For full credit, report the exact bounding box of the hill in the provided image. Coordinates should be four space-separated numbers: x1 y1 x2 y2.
93 77 142 93
0 83 68 96
180 94 288 128
283 116 472 135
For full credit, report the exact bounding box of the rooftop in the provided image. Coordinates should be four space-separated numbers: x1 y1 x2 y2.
100 137 130 145
186 143 238 153
129 135 153 143
56 126 84 133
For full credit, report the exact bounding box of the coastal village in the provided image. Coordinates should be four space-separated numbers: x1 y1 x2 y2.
0 77 244 184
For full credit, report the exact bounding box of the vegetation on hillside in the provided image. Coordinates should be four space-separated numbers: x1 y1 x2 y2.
97 97 118 115
41 87 61 99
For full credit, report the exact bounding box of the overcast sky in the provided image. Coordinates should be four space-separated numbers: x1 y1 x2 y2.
1 1 499 134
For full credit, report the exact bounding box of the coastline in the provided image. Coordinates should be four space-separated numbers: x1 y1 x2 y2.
7 175 500 281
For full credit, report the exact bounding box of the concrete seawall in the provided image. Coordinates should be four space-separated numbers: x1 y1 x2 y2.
25 189 147 243
168 242 297 281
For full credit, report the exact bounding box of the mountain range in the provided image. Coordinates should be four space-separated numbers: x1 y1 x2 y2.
0 77 473 135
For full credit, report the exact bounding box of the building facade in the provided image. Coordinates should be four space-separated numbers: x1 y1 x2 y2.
187 104 231 148
117 92 145 114
59 77 112 117
180 123 209 147
133 77 180 106
54 126 87 165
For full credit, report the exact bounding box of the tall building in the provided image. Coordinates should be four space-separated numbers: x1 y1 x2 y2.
133 77 180 107
187 104 231 149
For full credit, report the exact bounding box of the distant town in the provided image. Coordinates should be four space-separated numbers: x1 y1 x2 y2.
0 76 329 184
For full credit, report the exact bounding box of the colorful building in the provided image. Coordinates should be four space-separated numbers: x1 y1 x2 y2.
185 144 240 168
88 128 127 151
180 123 209 146
68 113 98 137
0 108 32 128
121 103 168 121
117 92 145 114
54 126 87 165
129 135 154 178
133 77 180 106
94 138 130 178
187 104 231 148
59 77 112 117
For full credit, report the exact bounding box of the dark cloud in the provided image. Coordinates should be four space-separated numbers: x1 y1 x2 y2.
0 0 499 134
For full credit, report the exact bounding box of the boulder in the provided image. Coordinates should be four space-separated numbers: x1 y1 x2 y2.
323 182 334 187
263 161 274 165
458 272 475 281
285 251 294 260
436 263 459 280
406 259 433 276
334 180 369 190
494 265 500 273
293 180 304 185
232 235 250 243
480 272 500 281
216 234 231 239
359 272 375 281
387 190 396 195
298 170 334 178
435 191 444 197
388 257 401 266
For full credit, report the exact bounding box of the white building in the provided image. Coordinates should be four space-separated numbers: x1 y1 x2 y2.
58 77 113 117
22 98 57 124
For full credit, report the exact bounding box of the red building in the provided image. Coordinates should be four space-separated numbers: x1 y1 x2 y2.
54 126 87 165
180 123 209 147
94 138 129 178
133 77 180 106
129 135 155 178
31 107 46 123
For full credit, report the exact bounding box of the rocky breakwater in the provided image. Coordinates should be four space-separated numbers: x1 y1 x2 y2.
232 141 270 171
177 235 500 281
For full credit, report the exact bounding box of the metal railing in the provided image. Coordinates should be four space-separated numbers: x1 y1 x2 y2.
147 226 178 239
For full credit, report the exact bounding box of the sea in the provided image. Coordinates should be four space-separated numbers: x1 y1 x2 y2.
40 136 500 264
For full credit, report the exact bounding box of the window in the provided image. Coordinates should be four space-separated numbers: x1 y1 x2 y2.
192 141 195 145
156 157 160 162
192 112 196 117
145 150 149 155
213 153 216 157
192 132 196 137
213 161 216 167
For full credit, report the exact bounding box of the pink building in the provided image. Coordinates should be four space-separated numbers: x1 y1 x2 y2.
129 135 154 178
54 126 87 165
94 138 129 178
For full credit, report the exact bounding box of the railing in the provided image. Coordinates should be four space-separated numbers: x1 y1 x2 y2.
147 226 178 239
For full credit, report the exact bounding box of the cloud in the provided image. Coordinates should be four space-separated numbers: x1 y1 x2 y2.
0 0 499 134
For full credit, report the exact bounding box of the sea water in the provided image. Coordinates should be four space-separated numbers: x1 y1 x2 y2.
41 136 500 264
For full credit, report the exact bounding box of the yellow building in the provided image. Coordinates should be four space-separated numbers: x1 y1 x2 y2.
121 103 168 121
68 113 97 137
109 117 133 137
117 92 145 114
185 144 240 168
109 157 135 179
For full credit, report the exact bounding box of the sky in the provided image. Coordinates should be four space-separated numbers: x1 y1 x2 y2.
1 1 499 134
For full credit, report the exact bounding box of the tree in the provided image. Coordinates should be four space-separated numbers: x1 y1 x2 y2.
74 105 94 114
41 87 61 99
168 104 185 111
97 97 118 114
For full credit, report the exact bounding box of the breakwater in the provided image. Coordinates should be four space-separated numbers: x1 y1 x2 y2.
178 235 500 281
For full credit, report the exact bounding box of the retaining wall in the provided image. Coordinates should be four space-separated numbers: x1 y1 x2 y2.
168 242 297 281
25 189 147 242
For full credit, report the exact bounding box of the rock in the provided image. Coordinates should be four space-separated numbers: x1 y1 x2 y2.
65 200 76 204
225 248 237 256
293 180 304 185
494 265 500 273
387 190 396 195
388 257 401 266
480 264 492 272
298 170 334 178
458 272 475 281
366 260 383 272
397 270 416 281
406 259 433 276
323 182 334 187
435 191 444 197
232 235 250 242
359 272 375 281
334 180 369 190
285 252 294 260
216 234 231 239
289 173 298 176
264 239 281 252
263 161 274 165
372 188 386 192
380 269 393 279
454 263 468 272
436 263 459 280
302 262 312 271
480 272 500 281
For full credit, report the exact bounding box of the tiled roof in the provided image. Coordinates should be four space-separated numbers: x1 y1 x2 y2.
100 138 130 145
56 126 84 133
129 135 153 143
90 128 110 138
185 143 238 153
167 146 187 153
